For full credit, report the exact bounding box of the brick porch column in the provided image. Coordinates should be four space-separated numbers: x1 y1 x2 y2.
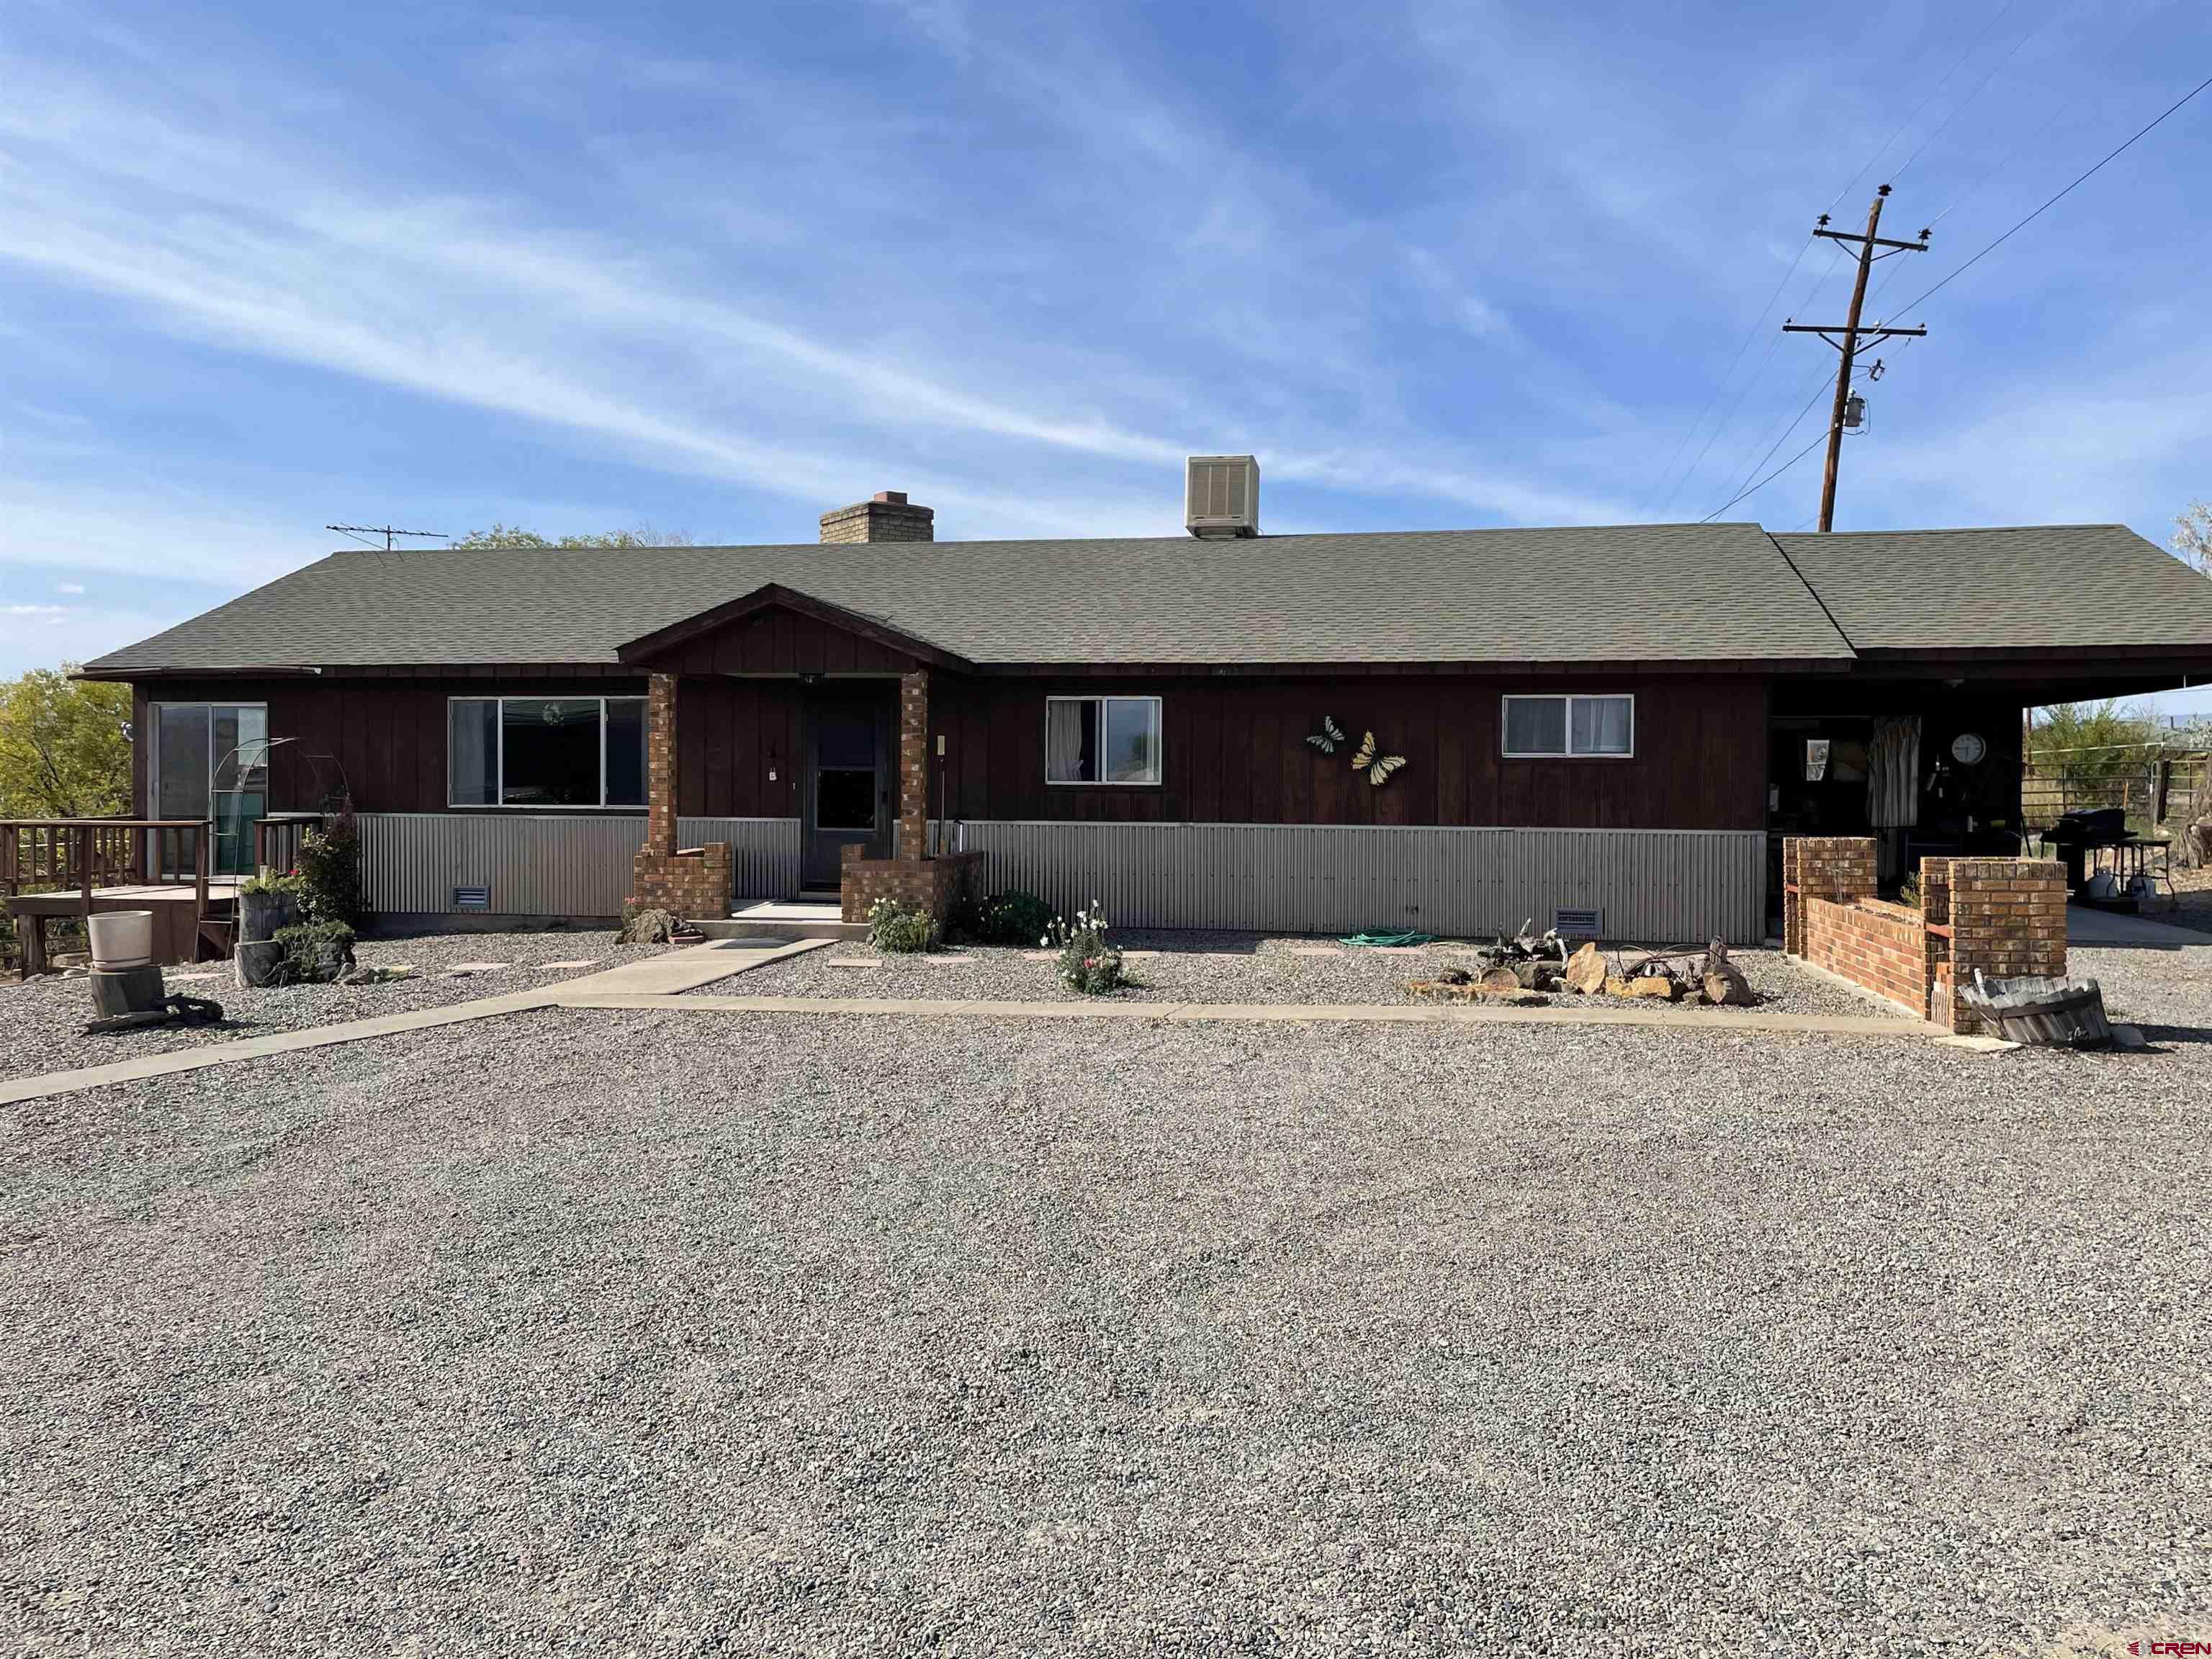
647 671 678 858
899 669 928 861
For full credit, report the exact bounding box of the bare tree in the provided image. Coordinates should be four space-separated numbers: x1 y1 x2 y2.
2175 500 2212 577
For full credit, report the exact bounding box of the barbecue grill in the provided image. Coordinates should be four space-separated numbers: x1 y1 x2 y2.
2036 807 2170 903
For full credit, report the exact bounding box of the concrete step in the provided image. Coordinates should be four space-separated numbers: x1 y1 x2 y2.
698 900 865 942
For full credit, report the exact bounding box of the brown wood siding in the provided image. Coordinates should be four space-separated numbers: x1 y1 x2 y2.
930 673 1768 830
129 675 654 817
127 669 1764 830
645 606 916 677
673 675 812 818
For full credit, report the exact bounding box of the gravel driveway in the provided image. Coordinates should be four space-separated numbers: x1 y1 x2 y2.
0 929 666 1081
6 984 2209 1655
705 932 1895 1019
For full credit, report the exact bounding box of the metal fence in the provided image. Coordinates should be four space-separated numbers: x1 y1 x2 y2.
358 814 799 916
956 821 1769 944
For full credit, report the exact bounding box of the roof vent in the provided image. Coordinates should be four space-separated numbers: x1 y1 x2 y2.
1185 455 1259 539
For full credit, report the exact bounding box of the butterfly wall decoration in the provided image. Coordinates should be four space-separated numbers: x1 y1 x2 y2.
1350 729 1408 786
1304 714 1345 755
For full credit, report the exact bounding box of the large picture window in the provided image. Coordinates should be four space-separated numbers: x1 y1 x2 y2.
448 696 649 808
1046 696 1162 785
1501 694 1634 758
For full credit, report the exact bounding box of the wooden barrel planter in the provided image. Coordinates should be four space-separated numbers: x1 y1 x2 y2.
1960 974 2113 1048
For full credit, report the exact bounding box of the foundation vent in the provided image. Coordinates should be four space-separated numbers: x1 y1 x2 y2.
1554 905 1603 940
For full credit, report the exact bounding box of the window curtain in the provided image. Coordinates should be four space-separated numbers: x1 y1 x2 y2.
1574 697 1632 755
1868 714 1921 829
1047 700 1089 783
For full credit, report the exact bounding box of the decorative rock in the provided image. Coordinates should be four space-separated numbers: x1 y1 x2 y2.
617 907 680 945
1564 942 1608 995
1703 965 1755 1007
1478 966 1524 993
2110 1024 2147 1050
1603 975 1633 998
1625 975 1678 1001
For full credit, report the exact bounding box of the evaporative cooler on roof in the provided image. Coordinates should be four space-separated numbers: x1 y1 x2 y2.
1184 455 1260 539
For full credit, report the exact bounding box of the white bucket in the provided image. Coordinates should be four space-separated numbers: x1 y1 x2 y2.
88 910 156 970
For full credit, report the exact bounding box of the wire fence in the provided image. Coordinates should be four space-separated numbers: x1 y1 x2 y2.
2021 755 2208 839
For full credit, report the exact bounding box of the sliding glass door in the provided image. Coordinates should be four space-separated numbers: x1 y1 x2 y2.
150 703 268 877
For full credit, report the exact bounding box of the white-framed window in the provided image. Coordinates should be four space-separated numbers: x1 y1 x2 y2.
1046 695 1162 785
1501 694 1635 758
448 696 649 808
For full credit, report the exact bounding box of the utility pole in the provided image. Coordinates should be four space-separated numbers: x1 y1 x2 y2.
1782 184 1930 531
325 523 447 550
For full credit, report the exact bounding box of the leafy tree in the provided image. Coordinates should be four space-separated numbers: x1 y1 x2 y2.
2175 501 2211 577
0 667 134 819
452 523 693 549
2026 699 2160 806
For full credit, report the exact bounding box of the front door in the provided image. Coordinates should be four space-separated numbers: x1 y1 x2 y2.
801 695 892 888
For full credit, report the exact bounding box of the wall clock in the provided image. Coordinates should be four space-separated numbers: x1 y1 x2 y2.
1951 732 1987 766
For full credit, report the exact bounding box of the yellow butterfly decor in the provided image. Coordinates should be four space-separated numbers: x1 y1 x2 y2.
1349 730 1408 786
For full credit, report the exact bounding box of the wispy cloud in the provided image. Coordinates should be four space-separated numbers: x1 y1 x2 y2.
55 582 84 594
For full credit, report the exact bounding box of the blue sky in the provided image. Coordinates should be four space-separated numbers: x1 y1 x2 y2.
4 0 2209 714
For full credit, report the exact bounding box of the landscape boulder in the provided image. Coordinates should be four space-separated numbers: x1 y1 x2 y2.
1564 942 1608 995
619 907 680 945
1625 975 1679 1001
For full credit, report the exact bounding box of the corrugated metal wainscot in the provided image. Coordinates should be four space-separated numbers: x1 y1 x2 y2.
359 815 799 916
954 822 1768 944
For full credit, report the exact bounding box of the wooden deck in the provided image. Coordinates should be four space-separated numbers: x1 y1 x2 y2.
9 883 239 974
4 819 234 976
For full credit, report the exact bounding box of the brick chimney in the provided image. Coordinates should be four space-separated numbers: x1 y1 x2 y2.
819 490 934 544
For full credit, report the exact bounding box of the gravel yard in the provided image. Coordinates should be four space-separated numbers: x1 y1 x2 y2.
6 953 2210 1655
0 929 667 1081
701 930 1899 1020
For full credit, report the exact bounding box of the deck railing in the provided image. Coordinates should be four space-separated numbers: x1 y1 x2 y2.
1 819 213 909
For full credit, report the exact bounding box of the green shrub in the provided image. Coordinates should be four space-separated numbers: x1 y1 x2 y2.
271 920 356 984
238 866 303 899
867 897 938 955
1048 902 1130 995
297 804 365 927
958 888 1056 946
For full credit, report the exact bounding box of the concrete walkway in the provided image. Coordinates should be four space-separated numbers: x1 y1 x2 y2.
3 939 1958 1107
0 939 826 1107
559 991 1940 1038
2066 904 2212 950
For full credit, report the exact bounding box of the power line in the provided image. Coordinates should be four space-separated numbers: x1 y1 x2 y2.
1657 241 1849 516
1822 0 2028 212
1889 70 2212 319
1643 234 1816 511
1890 0 2051 182
1700 426 1833 523
1707 367 1837 520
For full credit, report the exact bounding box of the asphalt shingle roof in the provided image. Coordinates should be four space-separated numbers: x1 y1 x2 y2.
1772 525 2212 652
82 520 2212 675
86 523 1853 672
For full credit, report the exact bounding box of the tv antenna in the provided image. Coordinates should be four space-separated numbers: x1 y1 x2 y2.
325 523 448 550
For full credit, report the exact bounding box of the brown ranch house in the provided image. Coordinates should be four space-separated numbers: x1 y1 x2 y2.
68 457 2212 953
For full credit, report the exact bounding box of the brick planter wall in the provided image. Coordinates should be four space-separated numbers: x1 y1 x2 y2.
1783 837 2069 1033
1802 895 1930 1017
840 848 984 927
